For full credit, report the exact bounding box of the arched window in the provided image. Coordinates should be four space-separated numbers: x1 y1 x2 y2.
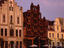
10 29 14 36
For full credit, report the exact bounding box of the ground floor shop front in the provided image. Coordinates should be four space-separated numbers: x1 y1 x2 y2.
0 38 23 48
24 37 48 48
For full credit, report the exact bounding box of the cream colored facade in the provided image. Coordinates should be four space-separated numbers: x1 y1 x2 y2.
0 0 23 48
48 18 64 48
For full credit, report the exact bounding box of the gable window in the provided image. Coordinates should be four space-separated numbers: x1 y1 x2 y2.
9 5 13 11
3 15 5 22
10 16 12 24
17 17 19 24
57 25 59 31
9 7 13 11
11 7 13 11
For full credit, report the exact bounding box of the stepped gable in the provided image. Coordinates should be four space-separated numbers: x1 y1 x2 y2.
0 0 7 6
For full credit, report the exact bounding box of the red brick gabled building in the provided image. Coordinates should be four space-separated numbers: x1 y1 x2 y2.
23 3 48 48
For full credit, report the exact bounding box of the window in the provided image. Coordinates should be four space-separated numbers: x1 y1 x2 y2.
49 33 51 37
3 15 5 22
10 16 12 24
1 28 3 36
20 41 22 48
33 8 37 11
16 30 18 36
28 24 30 28
5 28 7 36
17 17 19 24
10 41 14 48
57 25 59 31
53 42 54 46
62 42 64 46
61 34 63 39
34 20 37 23
5 41 8 48
10 29 14 36
57 42 60 46
9 5 13 11
19 30 21 37
11 7 13 11
1 39 4 48
57 33 59 38
52 33 54 38
9 7 11 11
16 41 18 48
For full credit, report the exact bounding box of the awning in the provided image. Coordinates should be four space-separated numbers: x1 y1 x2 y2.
29 44 38 47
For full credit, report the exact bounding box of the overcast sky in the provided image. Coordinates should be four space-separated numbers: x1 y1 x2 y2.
15 0 64 21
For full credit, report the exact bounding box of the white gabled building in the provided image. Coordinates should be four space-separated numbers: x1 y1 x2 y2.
0 0 23 48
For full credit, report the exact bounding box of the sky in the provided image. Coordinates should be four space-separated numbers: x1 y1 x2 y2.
15 0 64 21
